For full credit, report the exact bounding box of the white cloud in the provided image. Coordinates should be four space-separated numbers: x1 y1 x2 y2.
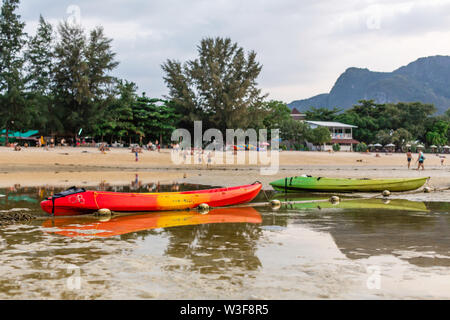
19 0 450 103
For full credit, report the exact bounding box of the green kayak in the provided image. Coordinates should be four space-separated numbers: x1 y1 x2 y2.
270 176 428 192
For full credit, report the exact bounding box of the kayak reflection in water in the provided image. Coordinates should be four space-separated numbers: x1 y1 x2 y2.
42 207 262 238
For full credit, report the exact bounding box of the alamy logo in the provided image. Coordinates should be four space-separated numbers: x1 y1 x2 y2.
366 265 381 290
171 121 279 175
66 264 81 290
67 5 81 25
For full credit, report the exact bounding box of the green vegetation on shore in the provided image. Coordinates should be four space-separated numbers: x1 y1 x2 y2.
0 0 448 149
305 101 450 149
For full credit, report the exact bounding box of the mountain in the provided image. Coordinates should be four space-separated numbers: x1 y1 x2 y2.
288 55 450 114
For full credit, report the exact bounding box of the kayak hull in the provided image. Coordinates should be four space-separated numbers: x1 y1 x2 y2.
270 176 428 192
41 183 262 216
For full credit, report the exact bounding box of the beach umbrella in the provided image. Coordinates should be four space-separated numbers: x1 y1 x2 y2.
368 144 374 147
385 143 395 147
416 144 424 148
405 143 411 147
259 142 270 146
444 146 450 149
374 143 382 147
430 145 437 148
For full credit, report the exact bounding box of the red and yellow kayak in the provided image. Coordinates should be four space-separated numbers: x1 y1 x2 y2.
40 183 262 216
42 207 262 238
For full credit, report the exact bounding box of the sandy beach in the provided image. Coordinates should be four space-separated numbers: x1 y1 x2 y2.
1 146 448 200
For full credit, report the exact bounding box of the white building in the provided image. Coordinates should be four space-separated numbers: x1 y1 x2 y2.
305 121 359 151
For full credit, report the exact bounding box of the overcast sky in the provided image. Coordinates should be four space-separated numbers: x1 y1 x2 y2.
18 0 450 103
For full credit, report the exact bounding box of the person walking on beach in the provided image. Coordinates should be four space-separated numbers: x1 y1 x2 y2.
135 149 139 162
406 149 413 169
416 149 425 170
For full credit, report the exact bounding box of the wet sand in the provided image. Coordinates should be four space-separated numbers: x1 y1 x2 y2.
1 146 449 300
0 146 448 200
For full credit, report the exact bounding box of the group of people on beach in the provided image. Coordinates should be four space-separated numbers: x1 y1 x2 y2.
406 148 428 170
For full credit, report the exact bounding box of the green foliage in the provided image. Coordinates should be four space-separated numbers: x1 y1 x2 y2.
282 118 311 143
425 120 449 146
355 142 368 152
256 100 314 143
308 126 331 146
93 79 137 142
24 15 57 135
24 15 53 93
391 128 412 148
52 22 118 136
162 37 266 134
334 100 439 146
132 95 180 145
92 83 180 145
305 107 341 121
260 100 291 129
375 129 392 146
2 1 448 151
0 0 30 144
332 143 340 151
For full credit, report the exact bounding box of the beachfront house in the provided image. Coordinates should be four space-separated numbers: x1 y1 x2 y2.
290 108 306 121
305 121 359 151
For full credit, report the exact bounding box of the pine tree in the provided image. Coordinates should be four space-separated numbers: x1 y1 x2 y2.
86 26 118 99
25 15 53 93
0 0 27 145
162 37 266 134
53 21 90 137
24 15 57 135
85 26 119 136
53 22 119 138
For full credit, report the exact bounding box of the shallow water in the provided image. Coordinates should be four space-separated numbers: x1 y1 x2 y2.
0 183 449 299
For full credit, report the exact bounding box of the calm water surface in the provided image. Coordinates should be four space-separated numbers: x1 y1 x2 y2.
0 183 449 299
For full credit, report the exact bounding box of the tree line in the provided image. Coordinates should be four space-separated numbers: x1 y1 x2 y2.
305 101 450 150
1 0 448 149
0 0 178 146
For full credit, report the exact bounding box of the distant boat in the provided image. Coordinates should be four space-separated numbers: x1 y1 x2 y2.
41 207 262 237
270 176 428 192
